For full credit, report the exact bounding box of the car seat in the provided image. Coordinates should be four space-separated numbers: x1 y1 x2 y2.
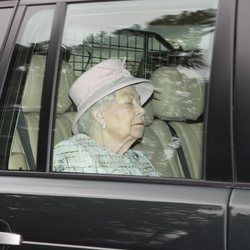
151 66 205 178
132 101 183 177
9 54 76 170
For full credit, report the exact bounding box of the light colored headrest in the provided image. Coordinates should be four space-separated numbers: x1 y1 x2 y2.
151 66 205 121
57 62 76 114
22 55 76 113
144 101 154 126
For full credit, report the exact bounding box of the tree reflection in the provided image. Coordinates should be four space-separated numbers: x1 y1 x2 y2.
77 9 216 77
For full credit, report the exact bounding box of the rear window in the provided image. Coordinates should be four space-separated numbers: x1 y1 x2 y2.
52 0 218 179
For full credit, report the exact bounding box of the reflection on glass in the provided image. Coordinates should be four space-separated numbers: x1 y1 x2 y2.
53 0 218 178
0 6 55 170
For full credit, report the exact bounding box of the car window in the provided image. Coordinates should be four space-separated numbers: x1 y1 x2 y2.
0 7 13 51
0 5 55 170
52 0 218 179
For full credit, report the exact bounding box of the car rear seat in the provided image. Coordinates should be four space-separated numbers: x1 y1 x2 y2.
132 101 183 177
9 55 204 178
9 54 76 170
150 66 205 178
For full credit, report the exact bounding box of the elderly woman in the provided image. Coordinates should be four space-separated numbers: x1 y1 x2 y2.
53 58 159 176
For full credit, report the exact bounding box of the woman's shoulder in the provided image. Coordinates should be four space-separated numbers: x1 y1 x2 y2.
54 134 89 149
53 134 96 172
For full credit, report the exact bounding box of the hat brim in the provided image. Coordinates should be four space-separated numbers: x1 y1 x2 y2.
72 77 154 134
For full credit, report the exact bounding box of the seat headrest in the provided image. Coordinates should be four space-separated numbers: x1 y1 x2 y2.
144 101 154 126
21 55 76 113
151 66 205 121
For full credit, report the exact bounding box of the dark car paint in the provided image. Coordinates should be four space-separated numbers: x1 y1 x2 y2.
228 0 250 247
204 0 235 181
229 189 250 250
234 0 250 181
0 176 231 249
1 0 250 249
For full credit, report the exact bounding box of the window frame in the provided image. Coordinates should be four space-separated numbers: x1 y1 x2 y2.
234 0 250 183
0 0 236 186
204 0 236 181
36 2 67 172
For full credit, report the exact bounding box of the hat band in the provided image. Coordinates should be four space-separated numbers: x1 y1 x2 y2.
76 74 134 110
111 74 134 85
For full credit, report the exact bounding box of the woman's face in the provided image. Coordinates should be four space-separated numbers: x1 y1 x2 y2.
102 85 145 142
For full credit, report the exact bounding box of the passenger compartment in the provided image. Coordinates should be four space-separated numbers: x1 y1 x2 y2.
9 53 76 170
9 29 206 178
134 66 205 178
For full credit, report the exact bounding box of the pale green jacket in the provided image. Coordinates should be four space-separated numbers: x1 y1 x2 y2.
53 133 159 176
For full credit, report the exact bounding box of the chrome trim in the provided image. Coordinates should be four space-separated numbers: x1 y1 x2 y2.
23 240 124 249
0 232 22 245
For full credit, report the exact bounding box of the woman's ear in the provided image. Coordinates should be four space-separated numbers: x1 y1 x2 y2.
91 108 105 128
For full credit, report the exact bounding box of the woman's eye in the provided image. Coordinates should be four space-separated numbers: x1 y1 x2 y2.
125 99 133 105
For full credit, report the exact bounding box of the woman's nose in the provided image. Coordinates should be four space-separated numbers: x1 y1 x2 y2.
136 103 145 115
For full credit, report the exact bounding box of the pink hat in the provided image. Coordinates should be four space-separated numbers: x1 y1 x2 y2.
70 58 154 134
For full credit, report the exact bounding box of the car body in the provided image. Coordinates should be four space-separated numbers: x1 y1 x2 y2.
0 0 250 249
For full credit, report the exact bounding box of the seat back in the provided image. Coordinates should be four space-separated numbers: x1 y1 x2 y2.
150 66 205 178
9 54 76 170
132 102 182 177
9 56 204 178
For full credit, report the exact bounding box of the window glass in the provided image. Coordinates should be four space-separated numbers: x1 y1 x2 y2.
0 7 13 51
53 0 218 178
0 5 55 170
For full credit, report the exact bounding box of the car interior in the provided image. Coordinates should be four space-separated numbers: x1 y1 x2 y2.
8 29 205 179
9 53 76 171
133 66 204 178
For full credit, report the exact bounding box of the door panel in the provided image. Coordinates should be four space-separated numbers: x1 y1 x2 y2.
0 176 230 250
228 189 250 250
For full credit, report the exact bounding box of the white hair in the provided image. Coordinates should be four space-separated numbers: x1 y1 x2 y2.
77 93 115 135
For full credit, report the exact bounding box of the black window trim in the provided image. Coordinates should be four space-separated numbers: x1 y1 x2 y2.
36 2 67 171
234 0 250 183
204 0 236 181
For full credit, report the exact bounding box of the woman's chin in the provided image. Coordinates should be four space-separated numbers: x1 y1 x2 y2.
132 127 144 139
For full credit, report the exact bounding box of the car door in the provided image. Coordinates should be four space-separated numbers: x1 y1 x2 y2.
228 0 250 249
0 0 235 249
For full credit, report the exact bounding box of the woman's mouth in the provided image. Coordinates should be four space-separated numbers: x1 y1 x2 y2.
134 122 144 126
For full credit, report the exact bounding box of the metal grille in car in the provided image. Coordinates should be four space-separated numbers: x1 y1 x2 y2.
67 29 204 79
